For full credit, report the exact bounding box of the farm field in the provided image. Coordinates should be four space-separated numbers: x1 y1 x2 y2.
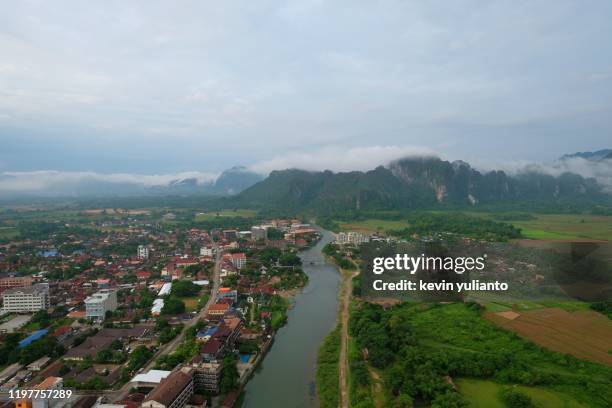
508 214 612 241
336 212 612 241
485 307 612 365
194 209 257 221
0 226 18 239
336 219 410 234
457 378 587 408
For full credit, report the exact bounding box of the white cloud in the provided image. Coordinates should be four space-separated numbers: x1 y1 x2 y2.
471 156 612 192
0 170 219 193
249 145 438 174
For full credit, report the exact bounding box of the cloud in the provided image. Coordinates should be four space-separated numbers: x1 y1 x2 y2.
249 145 438 174
0 170 219 193
471 156 612 192
1 1 611 172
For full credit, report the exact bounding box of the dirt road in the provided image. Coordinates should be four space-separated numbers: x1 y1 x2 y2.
339 269 359 408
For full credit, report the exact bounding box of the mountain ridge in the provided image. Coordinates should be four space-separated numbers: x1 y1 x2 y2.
228 156 611 213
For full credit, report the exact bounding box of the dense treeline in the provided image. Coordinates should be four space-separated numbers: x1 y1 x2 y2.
323 243 356 270
387 212 522 241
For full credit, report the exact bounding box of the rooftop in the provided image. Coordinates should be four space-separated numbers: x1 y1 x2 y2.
131 369 171 384
144 369 192 407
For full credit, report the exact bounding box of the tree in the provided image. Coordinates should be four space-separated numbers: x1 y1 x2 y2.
162 296 186 315
499 388 535 408
138 289 155 308
171 280 201 297
267 228 283 240
394 394 414 408
95 348 114 363
219 355 239 393
431 391 468 408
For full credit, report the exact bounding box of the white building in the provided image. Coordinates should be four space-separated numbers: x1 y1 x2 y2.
336 231 370 246
151 298 164 316
199 246 214 257
131 369 171 388
1 284 50 313
138 245 150 259
84 289 117 321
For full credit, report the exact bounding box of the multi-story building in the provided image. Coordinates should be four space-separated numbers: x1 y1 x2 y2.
222 230 237 241
250 226 267 241
207 303 229 320
2 284 50 313
0 276 34 292
336 231 370 246
142 368 194 408
193 362 222 393
84 289 117 321
138 245 150 260
199 246 214 257
229 253 246 270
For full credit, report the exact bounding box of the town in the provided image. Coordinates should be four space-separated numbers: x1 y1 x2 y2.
0 208 319 408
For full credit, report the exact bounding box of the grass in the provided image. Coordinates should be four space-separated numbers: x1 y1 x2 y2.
181 297 200 312
336 219 410 235
483 300 591 313
509 214 612 241
270 311 285 330
194 209 257 221
457 378 587 408
0 226 19 239
316 325 341 408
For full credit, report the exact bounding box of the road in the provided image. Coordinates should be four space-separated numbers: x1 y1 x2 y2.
109 243 222 402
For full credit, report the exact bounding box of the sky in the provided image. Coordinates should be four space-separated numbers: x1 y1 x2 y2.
1 0 612 184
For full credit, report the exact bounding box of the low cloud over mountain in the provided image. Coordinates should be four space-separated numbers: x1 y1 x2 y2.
1 146 611 197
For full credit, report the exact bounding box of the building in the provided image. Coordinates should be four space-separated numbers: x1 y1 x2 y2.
1 284 50 313
18 329 48 348
84 289 117 321
138 245 150 260
217 288 237 303
335 231 370 246
0 276 33 292
229 253 246 270
15 376 63 408
142 368 194 408
207 303 229 320
237 231 251 240
151 299 164 316
199 247 213 257
250 226 267 241
222 230 237 241
130 369 171 388
193 362 222 394
26 356 51 372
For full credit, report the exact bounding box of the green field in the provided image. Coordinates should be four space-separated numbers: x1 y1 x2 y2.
337 219 410 234
0 227 19 239
457 378 587 408
194 209 258 221
482 299 591 313
336 212 612 241
508 214 612 241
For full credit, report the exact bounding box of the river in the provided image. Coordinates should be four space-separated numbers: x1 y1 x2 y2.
243 229 340 407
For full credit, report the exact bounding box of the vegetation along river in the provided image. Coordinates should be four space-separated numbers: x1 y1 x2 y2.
243 229 341 407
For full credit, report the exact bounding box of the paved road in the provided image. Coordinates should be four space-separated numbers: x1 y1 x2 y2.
109 243 222 402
